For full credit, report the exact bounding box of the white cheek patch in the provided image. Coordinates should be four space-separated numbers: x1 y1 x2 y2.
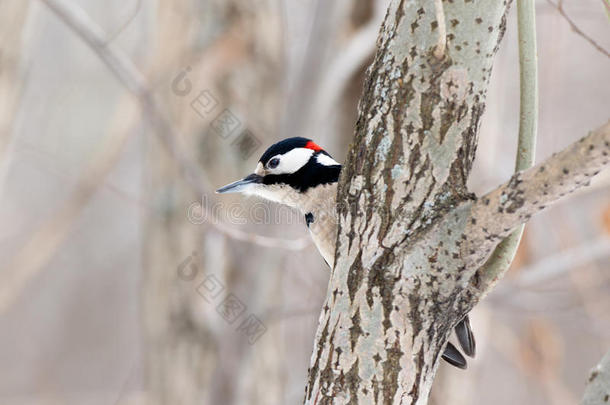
316 153 340 166
272 148 314 174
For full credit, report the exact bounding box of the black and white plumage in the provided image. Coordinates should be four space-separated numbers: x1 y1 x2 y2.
217 137 341 267
216 137 475 368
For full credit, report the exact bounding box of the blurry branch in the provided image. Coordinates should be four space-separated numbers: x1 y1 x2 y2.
545 0 610 58
490 318 576 405
473 0 538 295
310 0 385 138
0 99 137 314
16 140 152 210
262 306 321 325
433 0 447 59
568 247 610 340
283 1 339 137
0 0 30 164
604 0 610 20
490 236 610 312
213 225 309 249
102 0 142 45
111 360 139 405
515 236 610 287
39 0 309 251
582 350 610 405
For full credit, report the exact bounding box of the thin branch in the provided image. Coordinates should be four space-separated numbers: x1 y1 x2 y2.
490 235 610 305
515 236 610 287
0 0 31 166
39 0 309 251
0 98 137 314
309 0 385 140
515 0 539 173
464 120 610 301
476 0 538 293
546 0 610 58
102 0 142 45
433 0 447 59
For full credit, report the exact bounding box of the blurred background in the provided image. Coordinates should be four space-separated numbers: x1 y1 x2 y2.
0 0 609 404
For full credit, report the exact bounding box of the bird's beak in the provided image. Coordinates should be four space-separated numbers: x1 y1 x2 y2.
216 173 263 194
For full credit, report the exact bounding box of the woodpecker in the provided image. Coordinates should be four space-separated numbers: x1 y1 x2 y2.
217 137 475 369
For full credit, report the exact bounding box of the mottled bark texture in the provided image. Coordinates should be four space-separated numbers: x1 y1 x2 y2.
303 0 610 404
582 350 610 405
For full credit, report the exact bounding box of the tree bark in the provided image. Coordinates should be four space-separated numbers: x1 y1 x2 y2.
303 0 610 404
582 350 610 405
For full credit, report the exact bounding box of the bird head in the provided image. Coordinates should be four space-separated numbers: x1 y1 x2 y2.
216 137 341 210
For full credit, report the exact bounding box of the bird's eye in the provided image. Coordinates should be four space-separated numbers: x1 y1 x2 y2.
268 158 280 169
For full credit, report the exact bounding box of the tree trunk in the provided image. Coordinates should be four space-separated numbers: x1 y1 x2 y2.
304 2 512 402
142 1 286 404
0 0 30 160
303 1 610 404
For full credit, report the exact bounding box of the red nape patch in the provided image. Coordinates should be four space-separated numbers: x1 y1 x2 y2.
305 140 322 152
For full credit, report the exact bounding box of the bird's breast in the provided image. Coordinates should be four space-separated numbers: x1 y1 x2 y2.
299 182 339 269
306 207 338 269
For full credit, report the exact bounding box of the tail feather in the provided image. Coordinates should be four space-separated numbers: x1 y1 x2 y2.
455 315 476 357
441 342 467 369
441 315 476 369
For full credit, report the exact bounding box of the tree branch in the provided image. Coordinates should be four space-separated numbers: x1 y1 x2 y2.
515 236 610 287
545 0 610 59
581 350 610 405
309 0 386 141
474 0 538 295
0 99 137 314
464 120 610 300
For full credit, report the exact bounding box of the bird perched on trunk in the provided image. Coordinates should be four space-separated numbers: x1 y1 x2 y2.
217 137 475 368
